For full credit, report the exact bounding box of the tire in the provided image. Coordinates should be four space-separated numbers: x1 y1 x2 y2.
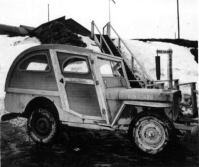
128 111 175 155
27 108 60 146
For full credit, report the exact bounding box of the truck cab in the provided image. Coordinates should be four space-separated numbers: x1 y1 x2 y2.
3 44 182 155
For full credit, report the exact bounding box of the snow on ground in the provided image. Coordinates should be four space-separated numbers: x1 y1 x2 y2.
114 39 198 96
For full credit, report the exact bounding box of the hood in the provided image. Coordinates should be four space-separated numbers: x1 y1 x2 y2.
106 88 179 102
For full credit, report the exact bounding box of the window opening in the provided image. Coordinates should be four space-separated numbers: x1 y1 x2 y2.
19 54 50 71
63 57 89 73
98 58 124 77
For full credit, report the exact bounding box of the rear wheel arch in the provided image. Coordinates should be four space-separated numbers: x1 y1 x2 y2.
23 96 59 120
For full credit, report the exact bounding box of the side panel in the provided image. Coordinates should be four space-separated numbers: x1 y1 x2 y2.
9 50 58 91
65 83 101 116
107 100 122 121
4 92 62 114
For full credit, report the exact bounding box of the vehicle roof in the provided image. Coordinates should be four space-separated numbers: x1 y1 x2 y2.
5 44 123 91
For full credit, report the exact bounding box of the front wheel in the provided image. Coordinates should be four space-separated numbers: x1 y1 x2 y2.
129 111 175 155
27 108 60 146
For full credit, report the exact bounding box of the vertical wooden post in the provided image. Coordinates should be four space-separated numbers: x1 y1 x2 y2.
100 36 102 50
118 38 121 50
109 0 111 38
131 56 134 71
48 4 49 22
107 22 111 37
177 0 180 39
174 79 179 90
160 83 164 89
167 49 173 89
155 55 161 80
91 21 94 39
191 83 197 117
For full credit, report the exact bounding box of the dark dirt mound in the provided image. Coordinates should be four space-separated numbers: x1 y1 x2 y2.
32 21 87 47
1 121 198 167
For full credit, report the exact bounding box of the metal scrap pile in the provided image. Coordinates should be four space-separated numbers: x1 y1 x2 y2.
34 21 87 47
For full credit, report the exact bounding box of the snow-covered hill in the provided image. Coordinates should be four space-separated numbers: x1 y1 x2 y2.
114 39 198 95
0 35 198 116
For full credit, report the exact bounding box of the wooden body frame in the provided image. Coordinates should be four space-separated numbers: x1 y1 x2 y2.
4 44 178 131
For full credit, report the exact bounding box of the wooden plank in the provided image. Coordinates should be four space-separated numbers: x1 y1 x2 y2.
82 115 104 120
63 122 115 131
177 82 196 86
49 49 69 111
93 54 111 124
7 88 60 96
64 78 94 85
95 51 123 61
65 83 101 117
111 102 125 127
124 101 172 108
88 55 106 119
153 79 179 82
191 83 198 117
129 80 143 82
54 49 89 57
121 60 130 88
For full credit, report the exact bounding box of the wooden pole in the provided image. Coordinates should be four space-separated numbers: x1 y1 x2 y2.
109 0 111 37
177 0 180 39
48 4 49 22
91 21 94 39
191 83 197 117
167 49 173 89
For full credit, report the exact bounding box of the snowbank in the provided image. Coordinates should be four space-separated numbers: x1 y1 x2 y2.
114 39 198 95
79 35 101 52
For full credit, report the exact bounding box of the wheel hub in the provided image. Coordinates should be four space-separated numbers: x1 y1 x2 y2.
145 127 158 140
36 118 50 134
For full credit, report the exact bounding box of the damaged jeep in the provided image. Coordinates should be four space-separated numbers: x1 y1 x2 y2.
2 44 192 155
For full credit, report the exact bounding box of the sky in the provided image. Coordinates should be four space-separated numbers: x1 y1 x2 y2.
0 0 198 40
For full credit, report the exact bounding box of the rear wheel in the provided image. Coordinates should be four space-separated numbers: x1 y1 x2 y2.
27 108 60 145
129 111 174 155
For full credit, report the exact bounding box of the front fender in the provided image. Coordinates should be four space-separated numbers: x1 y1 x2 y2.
111 101 172 127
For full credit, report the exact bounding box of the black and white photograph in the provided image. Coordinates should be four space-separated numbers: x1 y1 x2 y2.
0 0 198 166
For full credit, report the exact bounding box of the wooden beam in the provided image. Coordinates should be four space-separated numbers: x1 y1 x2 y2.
177 82 196 86
64 78 95 85
49 49 69 111
93 54 112 124
7 88 60 96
